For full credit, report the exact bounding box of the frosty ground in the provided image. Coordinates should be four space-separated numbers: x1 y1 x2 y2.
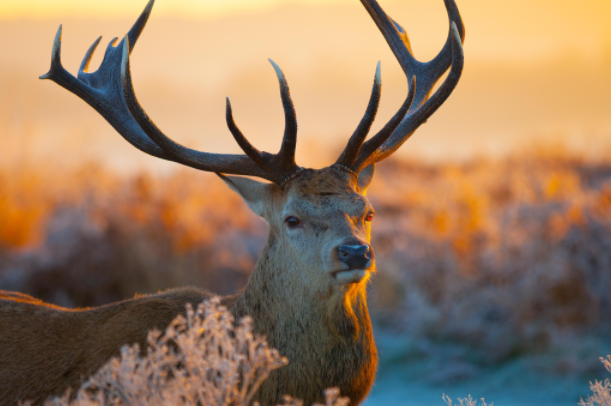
365 329 596 406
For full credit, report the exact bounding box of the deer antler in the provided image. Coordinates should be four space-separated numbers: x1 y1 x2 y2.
336 0 465 174
40 0 302 187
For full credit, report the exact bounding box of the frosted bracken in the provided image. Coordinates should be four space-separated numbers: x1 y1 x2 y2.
579 356 611 406
442 394 492 406
39 299 274 406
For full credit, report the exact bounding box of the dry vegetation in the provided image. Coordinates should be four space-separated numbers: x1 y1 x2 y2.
442 394 493 406
368 149 611 374
1 148 610 380
579 355 611 406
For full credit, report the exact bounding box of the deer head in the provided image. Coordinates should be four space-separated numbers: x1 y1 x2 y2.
39 0 464 403
222 164 376 289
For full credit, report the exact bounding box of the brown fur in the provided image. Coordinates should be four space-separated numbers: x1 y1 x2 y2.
0 167 377 406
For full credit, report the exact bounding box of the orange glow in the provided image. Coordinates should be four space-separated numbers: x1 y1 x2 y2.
2 0 610 62
1 149 604 274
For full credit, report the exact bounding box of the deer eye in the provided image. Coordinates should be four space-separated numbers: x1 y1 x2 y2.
365 212 374 223
285 216 302 229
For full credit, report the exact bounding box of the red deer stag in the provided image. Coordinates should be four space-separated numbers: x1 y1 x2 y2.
0 0 464 404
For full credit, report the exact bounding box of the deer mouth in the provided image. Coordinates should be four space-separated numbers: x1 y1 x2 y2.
332 269 369 285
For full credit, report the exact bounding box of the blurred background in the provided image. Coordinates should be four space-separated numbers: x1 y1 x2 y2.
1 0 610 405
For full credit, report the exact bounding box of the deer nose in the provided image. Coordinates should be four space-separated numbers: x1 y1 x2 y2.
337 244 373 270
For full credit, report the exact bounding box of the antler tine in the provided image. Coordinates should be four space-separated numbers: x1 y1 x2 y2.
269 59 298 171
127 0 155 53
429 0 465 74
336 62 382 168
354 75 416 164
39 25 66 81
78 36 102 74
225 98 267 168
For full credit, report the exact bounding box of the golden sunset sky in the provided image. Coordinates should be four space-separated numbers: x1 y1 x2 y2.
1 0 610 171
1 0 284 18
2 0 610 25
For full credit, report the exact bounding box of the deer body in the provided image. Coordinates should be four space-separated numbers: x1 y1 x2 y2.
0 0 464 404
0 288 214 405
0 287 374 406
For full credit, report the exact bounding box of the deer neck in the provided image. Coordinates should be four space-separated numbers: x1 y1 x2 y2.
229 233 377 404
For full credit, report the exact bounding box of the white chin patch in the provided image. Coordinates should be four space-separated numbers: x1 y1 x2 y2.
335 269 368 285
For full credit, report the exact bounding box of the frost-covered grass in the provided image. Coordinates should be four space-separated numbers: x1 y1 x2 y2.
579 356 611 406
442 394 492 406
423 354 611 406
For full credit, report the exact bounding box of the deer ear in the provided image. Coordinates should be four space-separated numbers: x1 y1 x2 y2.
357 164 375 194
217 174 275 217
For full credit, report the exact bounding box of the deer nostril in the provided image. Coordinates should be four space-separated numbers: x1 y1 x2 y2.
337 244 372 269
